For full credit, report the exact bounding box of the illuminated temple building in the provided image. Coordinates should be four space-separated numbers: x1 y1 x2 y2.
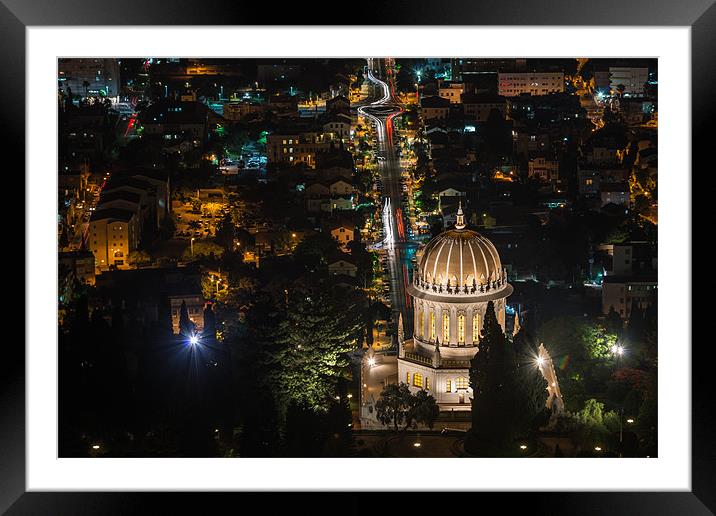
399 205 512 411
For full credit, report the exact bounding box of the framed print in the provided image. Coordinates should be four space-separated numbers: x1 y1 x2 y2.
5 0 713 513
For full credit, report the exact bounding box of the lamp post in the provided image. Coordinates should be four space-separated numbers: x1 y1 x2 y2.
191 237 195 257
611 343 625 457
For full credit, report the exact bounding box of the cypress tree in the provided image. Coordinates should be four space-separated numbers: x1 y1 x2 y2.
203 303 216 340
468 301 546 452
469 301 511 443
179 300 191 336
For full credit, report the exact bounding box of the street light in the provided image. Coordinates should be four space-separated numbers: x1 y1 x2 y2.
191 237 195 257
611 343 626 457
189 334 199 346
367 357 376 367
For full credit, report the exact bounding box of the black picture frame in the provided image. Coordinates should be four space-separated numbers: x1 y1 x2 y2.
5 0 712 513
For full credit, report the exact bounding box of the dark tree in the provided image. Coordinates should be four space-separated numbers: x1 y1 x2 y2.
469 301 511 440
322 378 356 457
203 303 216 340
375 382 413 432
406 389 440 430
179 300 191 336
468 301 545 453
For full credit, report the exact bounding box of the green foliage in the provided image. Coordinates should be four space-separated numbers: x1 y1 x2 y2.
572 398 620 450
292 232 342 270
583 325 617 361
272 278 362 411
537 317 618 405
128 250 152 266
182 240 224 260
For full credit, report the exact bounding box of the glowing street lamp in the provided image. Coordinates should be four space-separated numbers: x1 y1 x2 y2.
189 334 199 346
367 357 376 367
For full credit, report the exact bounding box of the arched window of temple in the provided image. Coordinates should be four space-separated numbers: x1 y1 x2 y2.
430 311 436 341
473 313 480 343
443 312 450 343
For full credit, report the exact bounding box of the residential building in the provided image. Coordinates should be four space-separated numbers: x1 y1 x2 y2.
420 95 451 121
461 93 506 122
528 156 560 184
139 100 212 144
223 102 265 121
58 58 120 98
267 129 333 168
497 72 564 96
88 208 140 270
438 83 465 104
330 223 355 251
609 67 649 96
600 182 630 207
328 255 358 277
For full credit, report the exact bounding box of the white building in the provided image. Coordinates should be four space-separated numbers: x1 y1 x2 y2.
399 206 513 411
438 83 465 104
497 72 564 96
608 67 649 96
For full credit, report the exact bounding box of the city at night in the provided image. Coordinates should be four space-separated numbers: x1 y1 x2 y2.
57 57 658 459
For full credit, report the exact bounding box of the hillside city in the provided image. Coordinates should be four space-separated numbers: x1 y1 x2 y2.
57 57 658 458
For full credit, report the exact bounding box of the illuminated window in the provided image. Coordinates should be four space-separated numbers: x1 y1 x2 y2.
418 308 424 338
430 312 436 340
458 314 465 344
473 313 480 343
445 379 452 392
456 377 469 389
425 377 430 390
407 372 411 384
413 373 423 388
443 313 450 343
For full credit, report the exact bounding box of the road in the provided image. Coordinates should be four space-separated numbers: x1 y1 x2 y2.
358 58 416 343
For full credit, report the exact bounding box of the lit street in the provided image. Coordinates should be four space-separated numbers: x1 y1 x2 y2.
359 58 417 343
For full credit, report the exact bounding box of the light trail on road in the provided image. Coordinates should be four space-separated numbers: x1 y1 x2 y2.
359 58 416 342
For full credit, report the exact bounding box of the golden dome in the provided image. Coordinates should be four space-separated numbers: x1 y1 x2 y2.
417 228 503 290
